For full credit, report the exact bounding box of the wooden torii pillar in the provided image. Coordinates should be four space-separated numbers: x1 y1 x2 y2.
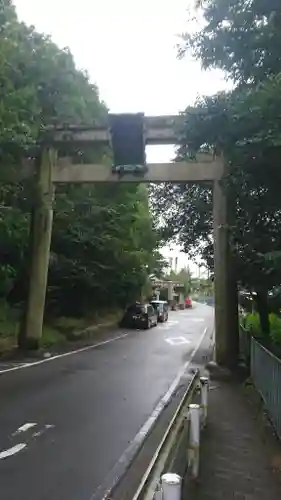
11 114 238 366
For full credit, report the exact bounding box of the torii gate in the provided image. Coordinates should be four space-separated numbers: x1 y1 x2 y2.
7 113 238 367
151 279 183 302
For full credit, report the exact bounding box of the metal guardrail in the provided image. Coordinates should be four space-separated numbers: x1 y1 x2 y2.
239 326 281 440
251 338 281 440
131 372 209 500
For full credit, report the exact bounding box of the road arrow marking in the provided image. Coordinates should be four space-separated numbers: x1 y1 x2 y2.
0 443 26 460
1 423 55 460
13 423 37 435
32 424 55 438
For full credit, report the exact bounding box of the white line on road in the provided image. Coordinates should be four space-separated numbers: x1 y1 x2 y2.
0 334 129 375
159 327 208 403
13 423 37 435
0 443 27 460
94 325 210 500
158 320 179 330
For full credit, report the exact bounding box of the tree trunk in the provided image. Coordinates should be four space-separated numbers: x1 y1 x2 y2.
255 288 270 335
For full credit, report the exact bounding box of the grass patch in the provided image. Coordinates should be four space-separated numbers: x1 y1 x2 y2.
41 325 67 348
0 301 121 355
0 301 19 353
52 316 88 331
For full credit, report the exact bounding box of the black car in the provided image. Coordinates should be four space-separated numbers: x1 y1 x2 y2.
119 302 158 329
150 300 169 323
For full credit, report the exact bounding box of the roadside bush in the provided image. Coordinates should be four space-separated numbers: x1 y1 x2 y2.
243 311 281 347
243 312 263 339
269 313 281 346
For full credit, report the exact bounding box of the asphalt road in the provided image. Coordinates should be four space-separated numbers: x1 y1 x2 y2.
0 303 214 500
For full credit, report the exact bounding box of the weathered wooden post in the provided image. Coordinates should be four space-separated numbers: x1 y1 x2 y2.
19 148 56 349
213 156 239 367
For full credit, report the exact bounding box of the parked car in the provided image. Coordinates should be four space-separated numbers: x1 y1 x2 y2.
150 300 169 322
185 296 192 309
119 302 158 329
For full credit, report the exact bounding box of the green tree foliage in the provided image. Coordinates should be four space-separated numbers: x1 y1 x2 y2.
0 1 106 163
0 1 161 330
152 0 281 335
152 85 281 332
48 183 160 315
180 0 281 84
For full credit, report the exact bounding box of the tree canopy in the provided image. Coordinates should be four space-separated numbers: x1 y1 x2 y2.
0 0 162 339
180 0 281 85
152 0 281 334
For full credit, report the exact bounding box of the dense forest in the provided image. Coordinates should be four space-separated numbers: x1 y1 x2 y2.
0 0 163 349
152 0 281 343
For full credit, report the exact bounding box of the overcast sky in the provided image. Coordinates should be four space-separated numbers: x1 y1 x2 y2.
14 0 231 274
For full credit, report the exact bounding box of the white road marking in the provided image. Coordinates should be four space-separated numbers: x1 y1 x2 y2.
13 423 37 435
158 320 179 330
162 327 208 397
165 337 191 346
0 443 26 460
1 423 55 460
32 431 43 438
0 334 129 375
95 325 210 500
32 424 55 438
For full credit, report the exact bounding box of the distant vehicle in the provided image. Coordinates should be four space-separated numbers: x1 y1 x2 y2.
185 296 192 309
119 302 158 329
150 300 169 322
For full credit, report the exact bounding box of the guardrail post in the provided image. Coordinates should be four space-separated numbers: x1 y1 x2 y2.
161 473 182 500
154 484 163 500
188 403 200 479
200 376 209 427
